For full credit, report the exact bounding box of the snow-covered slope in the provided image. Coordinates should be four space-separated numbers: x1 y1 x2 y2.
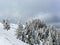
0 23 29 45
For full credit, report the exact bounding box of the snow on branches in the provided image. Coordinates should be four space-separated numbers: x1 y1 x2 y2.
16 19 58 45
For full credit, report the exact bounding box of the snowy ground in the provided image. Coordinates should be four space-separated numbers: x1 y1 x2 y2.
0 23 43 45
0 23 29 45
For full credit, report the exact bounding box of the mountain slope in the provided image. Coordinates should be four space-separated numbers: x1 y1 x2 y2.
0 23 28 45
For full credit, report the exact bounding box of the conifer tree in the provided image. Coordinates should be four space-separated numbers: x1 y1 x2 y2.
16 21 24 40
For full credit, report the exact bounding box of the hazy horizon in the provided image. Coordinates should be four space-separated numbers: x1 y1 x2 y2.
0 0 60 28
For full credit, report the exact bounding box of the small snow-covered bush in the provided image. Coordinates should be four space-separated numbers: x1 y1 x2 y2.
2 19 10 31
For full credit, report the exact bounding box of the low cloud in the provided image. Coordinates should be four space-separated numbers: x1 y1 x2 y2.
0 0 60 25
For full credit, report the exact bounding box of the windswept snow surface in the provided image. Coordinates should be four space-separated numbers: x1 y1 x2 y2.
0 23 29 45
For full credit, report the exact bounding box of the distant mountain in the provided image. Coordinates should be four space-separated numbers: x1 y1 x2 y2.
46 15 60 23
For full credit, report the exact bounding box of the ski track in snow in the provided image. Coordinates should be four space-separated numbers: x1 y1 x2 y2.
0 23 29 45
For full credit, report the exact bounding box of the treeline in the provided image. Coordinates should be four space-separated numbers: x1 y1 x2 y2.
2 19 58 45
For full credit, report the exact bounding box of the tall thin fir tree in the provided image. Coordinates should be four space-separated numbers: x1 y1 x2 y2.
2 18 10 31
16 20 24 41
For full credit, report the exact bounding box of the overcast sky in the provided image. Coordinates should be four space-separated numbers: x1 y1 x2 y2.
0 0 60 25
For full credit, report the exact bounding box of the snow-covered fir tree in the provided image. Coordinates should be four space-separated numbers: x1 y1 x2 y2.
24 19 47 45
49 25 57 45
15 19 58 45
2 19 10 31
16 20 25 41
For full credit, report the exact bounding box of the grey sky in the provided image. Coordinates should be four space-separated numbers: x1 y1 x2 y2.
0 0 60 24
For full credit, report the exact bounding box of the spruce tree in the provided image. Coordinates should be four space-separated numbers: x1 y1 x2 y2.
16 21 24 40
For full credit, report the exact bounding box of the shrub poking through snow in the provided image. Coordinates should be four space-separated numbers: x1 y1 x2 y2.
2 19 10 31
